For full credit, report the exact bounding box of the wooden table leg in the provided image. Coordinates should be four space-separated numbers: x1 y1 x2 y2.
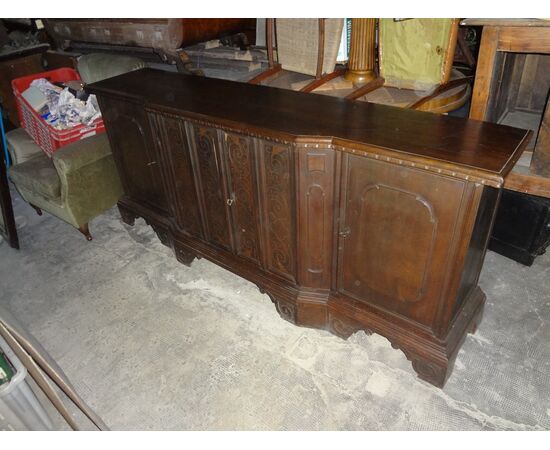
469 26 500 120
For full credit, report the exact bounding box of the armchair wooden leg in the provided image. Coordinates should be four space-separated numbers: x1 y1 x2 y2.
30 203 43 216
78 223 92 241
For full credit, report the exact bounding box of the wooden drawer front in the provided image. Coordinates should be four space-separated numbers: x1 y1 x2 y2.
337 154 465 327
222 131 261 264
189 124 232 251
99 97 168 213
149 114 203 239
257 140 296 282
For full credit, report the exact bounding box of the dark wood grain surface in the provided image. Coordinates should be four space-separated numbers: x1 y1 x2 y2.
87 68 530 177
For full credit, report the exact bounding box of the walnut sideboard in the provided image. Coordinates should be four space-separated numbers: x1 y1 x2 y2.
87 69 529 387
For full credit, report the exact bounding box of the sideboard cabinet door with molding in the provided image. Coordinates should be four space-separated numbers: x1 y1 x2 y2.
336 153 467 331
98 97 168 215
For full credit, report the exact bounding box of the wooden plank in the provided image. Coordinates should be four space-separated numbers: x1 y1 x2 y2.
408 76 472 110
515 54 540 110
530 96 550 177
497 27 550 53
266 18 275 68
461 19 550 27
441 19 460 84
504 170 550 198
0 149 19 249
344 76 385 100
248 63 282 85
300 68 345 93
315 19 325 79
469 26 500 120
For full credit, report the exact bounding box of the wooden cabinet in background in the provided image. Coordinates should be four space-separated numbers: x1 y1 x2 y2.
89 69 529 388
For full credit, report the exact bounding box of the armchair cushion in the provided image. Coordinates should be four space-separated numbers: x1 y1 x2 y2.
8 153 61 199
52 132 122 228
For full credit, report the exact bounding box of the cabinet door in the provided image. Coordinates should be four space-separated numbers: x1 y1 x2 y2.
98 97 168 214
337 154 466 327
221 131 261 264
189 124 232 251
149 114 203 239
257 139 296 282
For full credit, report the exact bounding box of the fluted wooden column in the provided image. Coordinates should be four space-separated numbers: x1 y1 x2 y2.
345 18 377 86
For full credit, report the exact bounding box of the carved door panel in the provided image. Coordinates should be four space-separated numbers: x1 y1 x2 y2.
149 114 203 239
98 97 168 214
256 139 296 282
337 154 465 327
189 124 232 251
220 131 261 264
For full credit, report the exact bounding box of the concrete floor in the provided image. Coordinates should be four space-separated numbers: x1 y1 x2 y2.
1 189 549 430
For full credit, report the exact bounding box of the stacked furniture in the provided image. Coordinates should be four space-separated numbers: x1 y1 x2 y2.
6 54 144 240
464 19 550 264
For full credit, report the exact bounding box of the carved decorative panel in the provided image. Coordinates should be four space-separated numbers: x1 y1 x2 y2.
192 125 231 250
297 149 335 288
259 141 296 281
150 114 203 238
224 132 261 263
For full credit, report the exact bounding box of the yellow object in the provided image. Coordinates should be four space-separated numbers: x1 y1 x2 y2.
379 18 457 91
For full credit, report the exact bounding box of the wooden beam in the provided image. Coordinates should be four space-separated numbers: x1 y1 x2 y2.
408 76 473 110
266 18 275 68
469 26 500 120
441 19 460 84
316 18 326 79
248 63 282 85
0 141 19 249
530 97 550 178
300 68 346 93
497 27 550 53
504 170 550 198
345 76 385 100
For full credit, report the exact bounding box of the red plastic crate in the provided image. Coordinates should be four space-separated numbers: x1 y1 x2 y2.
12 68 105 157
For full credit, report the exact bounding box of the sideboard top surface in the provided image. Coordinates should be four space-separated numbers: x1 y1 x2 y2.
87 68 530 179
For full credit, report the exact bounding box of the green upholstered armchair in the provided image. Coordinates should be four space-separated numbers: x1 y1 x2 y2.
8 132 121 240
6 53 145 240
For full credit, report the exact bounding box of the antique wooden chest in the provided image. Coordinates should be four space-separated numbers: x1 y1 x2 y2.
87 69 529 387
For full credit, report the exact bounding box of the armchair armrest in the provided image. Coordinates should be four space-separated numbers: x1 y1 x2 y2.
52 133 112 173
52 132 123 227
